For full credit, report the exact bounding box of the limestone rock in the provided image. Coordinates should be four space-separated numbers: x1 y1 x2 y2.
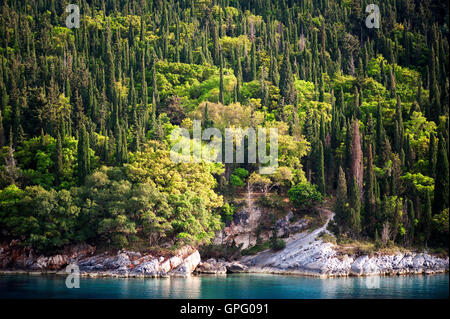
169 250 201 277
227 262 248 273
195 259 227 274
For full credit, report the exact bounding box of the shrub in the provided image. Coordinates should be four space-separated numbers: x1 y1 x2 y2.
241 241 270 256
319 232 336 244
258 193 287 209
221 202 235 223
288 182 323 208
270 239 286 251
233 168 249 179
230 174 245 187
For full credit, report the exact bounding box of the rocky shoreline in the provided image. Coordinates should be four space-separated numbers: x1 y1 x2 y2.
0 239 448 279
0 240 249 278
239 218 449 278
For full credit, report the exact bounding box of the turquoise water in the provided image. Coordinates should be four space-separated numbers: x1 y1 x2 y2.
0 273 448 299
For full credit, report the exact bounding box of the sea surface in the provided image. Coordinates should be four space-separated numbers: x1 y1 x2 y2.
0 273 448 299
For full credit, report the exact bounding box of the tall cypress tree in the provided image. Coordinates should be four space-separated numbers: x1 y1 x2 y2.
279 42 296 105
349 177 361 237
351 119 363 198
407 199 415 246
433 134 449 214
318 140 325 195
335 166 348 233
0 110 5 147
77 124 90 185
424 191 432 247
219 48 225 104
151 63 158 134
56 131 63 178
250 40 256 81
365 144 376 236
428 133 437 178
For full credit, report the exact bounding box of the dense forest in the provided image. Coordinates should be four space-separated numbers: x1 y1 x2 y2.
0 0 448 254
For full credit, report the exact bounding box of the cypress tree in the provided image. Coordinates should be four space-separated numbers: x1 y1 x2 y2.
349 177 361 237
351 119 363 198
219 48 225 104
335 166 348 233
269 50 279 86
433 134 449 214
56 131 63 179
250 41 256 81
121 127 128 163
236 45 243 86
318 141 325 195
103 131 109 163
151 63 158 134
0 110 4 147
424 191 432 247
141 51 148 123
279 43 296 105
116 125 122 164
428 133 437 178
389 66 396 98
407 199 415 246
365 144 376 236
77 124 90 185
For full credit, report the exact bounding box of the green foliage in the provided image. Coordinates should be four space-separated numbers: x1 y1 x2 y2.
221 202 235 223
230 174 245 187
270 239 286 251
241 241 270 256
0 0 448 253
233 168 249 179
288 182 323 208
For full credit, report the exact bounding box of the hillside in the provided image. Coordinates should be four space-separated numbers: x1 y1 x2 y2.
0 0 448 260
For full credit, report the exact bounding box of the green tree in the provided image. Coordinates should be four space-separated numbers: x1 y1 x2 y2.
77 124 90 185
433 135 449 214
335 167 348 233
288 182 322 208
279 43 296 105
